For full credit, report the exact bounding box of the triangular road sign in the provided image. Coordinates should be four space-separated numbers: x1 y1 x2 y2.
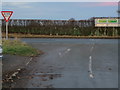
1 11 13 22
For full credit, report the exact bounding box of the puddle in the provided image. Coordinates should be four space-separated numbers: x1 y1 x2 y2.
34 73 62 77
32 73 62 81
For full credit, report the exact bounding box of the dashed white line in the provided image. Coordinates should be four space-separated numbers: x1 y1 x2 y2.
26 57 33 66
65 48 71 53
59 48 71 57
67 49 71 52
59 52 62 56
89 56 92 60
89 56 94 78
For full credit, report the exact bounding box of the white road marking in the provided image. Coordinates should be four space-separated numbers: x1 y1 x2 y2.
89 56 94 78
65 48 71 53
89 56 92 60
26 57 33 66
59 48 71 57
89 74 94 78
90 47 94 52
67 49 71 52
59 52 61 56
88 39 95 78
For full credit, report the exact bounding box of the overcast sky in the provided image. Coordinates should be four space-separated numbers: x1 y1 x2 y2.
1 2 118 20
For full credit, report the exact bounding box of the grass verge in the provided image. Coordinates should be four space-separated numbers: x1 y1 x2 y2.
3 39 42 56
2 33 120 39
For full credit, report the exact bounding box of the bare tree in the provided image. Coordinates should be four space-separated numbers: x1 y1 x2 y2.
69 18 75 21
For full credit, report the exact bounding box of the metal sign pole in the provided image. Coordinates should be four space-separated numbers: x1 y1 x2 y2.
6 22 8 40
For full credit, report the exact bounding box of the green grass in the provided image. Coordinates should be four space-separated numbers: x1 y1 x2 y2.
3 39 41 56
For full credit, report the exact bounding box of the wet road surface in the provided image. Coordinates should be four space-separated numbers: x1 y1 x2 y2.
13 38 118 88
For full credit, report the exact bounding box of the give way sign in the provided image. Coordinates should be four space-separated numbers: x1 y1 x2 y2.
1 11 13 22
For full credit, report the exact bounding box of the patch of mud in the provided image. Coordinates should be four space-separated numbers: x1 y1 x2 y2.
2 55 38 88
2 68 26 88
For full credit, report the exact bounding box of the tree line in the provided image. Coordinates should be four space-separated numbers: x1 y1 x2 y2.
2 19 120 36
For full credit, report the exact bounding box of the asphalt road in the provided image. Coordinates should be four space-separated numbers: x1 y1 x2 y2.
13 38 118 88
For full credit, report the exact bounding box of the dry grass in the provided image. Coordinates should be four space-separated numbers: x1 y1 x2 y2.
2 33 120 39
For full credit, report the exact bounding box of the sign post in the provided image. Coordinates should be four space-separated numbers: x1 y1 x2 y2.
1 11 13 39
6 22 8 39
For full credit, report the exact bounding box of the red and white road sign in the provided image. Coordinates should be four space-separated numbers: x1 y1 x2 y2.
1 11 13 22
